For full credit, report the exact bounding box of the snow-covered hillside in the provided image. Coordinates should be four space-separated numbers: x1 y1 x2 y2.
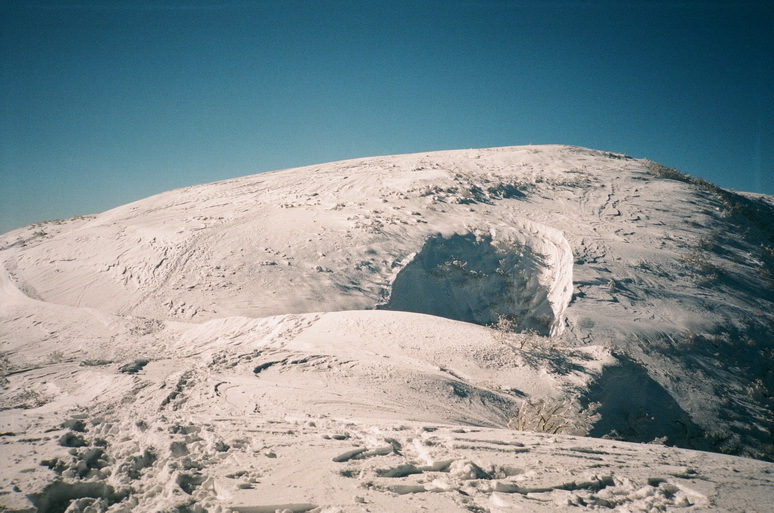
2 145 773 512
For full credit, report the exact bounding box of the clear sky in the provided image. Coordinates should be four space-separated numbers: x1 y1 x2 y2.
1 0 772 234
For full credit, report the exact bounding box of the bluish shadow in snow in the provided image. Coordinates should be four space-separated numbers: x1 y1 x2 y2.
586 356 709 451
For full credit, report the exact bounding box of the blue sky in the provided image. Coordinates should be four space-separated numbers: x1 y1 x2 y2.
1 0 772 234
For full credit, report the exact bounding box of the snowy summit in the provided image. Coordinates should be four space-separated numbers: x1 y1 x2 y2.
2 145 774 512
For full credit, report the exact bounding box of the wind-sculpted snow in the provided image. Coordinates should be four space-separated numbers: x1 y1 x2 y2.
380 220 573 337
2 145 774 512
382 232 556 333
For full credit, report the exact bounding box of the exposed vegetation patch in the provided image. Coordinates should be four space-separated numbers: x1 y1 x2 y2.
508 397 600 435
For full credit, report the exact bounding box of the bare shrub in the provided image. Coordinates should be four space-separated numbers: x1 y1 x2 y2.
679 249 723 285
0 352 12 388
489 314 542 349
490 314 518 343
643 161 690 182
508 396 600 435
46 350 66 364
1 389 50 411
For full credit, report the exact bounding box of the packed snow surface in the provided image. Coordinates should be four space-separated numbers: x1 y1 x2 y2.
2 145 773 512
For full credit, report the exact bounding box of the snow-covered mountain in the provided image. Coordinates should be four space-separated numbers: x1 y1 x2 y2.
2 145 773 512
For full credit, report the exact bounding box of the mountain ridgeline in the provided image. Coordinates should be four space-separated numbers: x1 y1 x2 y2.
2 145 774 512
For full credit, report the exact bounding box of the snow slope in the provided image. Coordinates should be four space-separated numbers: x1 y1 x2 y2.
1 145 773 512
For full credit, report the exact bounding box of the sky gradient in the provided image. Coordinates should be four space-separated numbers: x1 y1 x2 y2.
1 0 772 234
